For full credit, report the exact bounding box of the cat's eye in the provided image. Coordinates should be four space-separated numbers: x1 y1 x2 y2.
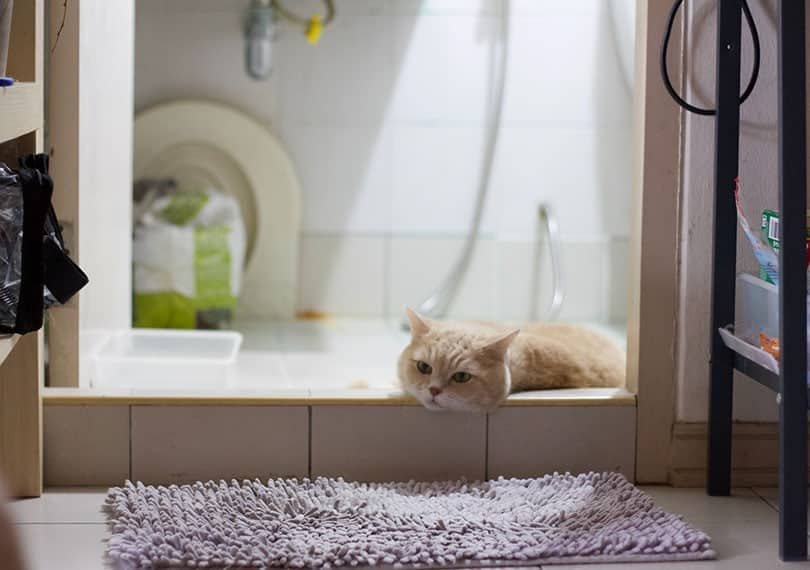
451 371 472 383
416 360 432 375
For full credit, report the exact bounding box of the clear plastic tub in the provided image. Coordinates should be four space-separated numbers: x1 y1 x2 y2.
91 329 242 390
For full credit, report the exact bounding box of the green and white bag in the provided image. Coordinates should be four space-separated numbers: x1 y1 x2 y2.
133 182 246 329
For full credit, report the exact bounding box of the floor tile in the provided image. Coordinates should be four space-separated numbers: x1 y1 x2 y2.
15 523 110 570
642 486 776 522
752 487 780 511
9 488 108 524
562 517 809 569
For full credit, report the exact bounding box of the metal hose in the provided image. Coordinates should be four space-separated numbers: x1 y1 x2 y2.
536 204 564 321
403 2 509 328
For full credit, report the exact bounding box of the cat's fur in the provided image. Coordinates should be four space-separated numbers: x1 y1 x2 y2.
398 308 625 412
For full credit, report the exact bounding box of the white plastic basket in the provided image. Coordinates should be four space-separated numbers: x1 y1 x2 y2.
91 329 242 390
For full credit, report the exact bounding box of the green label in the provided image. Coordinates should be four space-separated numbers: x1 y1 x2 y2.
759 209 810 284
194 225 235 311
159 191 209 226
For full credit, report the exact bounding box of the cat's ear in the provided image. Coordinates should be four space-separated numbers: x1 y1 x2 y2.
405 307 431 338
482 329 520 358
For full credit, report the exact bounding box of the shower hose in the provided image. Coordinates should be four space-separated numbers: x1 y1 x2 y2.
405 2 565 327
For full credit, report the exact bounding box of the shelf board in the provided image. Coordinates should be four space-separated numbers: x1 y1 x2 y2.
0 83 43 144
734 353 780 392
727 341 810 410
0 335 20 368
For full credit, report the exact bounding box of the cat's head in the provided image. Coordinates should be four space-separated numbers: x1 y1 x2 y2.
397 308 519 412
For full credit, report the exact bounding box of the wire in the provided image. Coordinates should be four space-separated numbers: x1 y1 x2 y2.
272 0 335 29
660 0 761 116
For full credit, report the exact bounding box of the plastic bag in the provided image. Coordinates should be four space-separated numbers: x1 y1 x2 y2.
0 155 88 333
734 178 780 285
133 180 246 329
0 163 26 326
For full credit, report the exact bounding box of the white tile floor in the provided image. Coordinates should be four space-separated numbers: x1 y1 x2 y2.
232 318 628 393
7 486 809 569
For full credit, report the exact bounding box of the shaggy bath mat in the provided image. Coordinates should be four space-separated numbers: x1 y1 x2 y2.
105 472 715 568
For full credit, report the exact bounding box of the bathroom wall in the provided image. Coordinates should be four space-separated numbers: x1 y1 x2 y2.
675 0 797 423
134 0 634 322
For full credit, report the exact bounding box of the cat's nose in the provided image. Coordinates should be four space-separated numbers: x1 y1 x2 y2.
429 387 442 397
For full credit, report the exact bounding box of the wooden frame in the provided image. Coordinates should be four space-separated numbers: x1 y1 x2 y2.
627 0 683 483
46 0 79 388
0 0 45 498
31 0 679 488
46 0 134 389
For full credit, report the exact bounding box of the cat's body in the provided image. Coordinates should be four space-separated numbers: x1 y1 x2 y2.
398 309 625 412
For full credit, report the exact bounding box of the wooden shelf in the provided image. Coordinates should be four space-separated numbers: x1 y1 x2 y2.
0 83 43 144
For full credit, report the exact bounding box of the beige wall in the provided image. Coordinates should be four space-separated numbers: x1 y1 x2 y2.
675 1 804 422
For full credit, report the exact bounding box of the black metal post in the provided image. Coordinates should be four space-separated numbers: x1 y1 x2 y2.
707 0 743 497
777 0 808 561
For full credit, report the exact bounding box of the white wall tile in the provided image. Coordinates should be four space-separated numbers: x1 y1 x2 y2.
387 237 499 320
487 406 636 479
311 406 486 481
44 406 130 486
298 235 386 316
509 1 598 18
282 125 392 233
138 0 249 13
606 237 630 322
134 4 281 123
391 125 499 235
497 239 606 323
276 15 394 126
558 241 606 321
389 0 502 17
390 14 501 123
493 126 634 242
131 406 309 484
503 3 630 127
496 240 541 322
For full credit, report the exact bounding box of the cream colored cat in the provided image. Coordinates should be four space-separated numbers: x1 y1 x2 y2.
398 308 625 412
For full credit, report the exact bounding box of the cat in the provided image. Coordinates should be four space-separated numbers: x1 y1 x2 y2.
397 308 625 412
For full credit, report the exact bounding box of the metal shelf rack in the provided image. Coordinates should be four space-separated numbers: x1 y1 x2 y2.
706 0 808 562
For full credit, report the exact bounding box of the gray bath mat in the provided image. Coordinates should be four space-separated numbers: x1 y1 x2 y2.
105 472 714 568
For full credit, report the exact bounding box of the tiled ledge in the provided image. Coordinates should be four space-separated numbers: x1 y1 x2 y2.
42 387 636 407
44 398 637 486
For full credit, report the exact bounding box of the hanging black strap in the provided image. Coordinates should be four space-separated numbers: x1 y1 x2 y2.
12 168 52 333
18 153 88 308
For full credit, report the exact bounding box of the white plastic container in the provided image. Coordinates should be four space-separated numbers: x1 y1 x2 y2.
91 329 242 390
736 273 779 344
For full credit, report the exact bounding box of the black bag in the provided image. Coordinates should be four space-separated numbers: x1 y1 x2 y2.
0 153 88 334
